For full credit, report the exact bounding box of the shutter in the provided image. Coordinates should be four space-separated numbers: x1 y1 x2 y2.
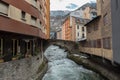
0 2 8 15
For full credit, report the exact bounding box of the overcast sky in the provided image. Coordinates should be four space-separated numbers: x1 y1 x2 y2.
50 0 96 11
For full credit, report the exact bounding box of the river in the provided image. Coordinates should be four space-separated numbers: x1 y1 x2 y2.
42 45 106 80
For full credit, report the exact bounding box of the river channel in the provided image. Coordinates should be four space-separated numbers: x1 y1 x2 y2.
42 45 106 80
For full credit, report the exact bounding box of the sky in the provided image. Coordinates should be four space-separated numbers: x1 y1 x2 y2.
50 0 96 11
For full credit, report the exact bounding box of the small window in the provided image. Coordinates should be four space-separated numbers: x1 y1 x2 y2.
0 1 9 16
39 5 42 14
103 37 111 49
21 11 26 21
40 5 42 10
77 25 79 29
40 21 42 25
97 39 101 48
39 21 42 27
82 27 84 31
82 34 85 38
31 16 37 26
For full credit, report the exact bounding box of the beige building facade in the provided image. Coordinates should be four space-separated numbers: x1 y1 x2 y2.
80 0 113 62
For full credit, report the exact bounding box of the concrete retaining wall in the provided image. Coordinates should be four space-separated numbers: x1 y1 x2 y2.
0 54 47 80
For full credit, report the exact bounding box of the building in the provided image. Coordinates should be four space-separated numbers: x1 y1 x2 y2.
56 28 62 40
83 3 97 19
80 16 102 58
97 0 112 61
0 0 50 62
50 11 70 39
61 2 97 41
45 0 50 39
111 0 120 64
62 15 72 41
75 18 89 41
80 0 113 63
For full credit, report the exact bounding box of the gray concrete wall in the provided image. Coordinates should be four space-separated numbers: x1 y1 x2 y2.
0 54 47 80
111 0 120 64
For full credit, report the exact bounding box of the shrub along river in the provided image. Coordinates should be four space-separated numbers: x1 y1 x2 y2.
42 45 107 80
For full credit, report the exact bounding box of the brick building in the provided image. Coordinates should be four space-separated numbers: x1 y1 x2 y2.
80 0 113 62
80 16 102 58
0 0 50 62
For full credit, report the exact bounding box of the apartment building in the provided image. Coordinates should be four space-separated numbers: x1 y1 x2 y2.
62 16 72 41
75 17 89 41
0 0 50 62
80 0 113 62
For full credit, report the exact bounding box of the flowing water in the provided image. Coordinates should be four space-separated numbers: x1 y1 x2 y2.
42 45 106 80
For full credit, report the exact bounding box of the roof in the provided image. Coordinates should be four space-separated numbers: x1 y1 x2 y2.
84 16 101 26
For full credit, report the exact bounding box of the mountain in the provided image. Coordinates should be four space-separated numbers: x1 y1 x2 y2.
50 10 70 17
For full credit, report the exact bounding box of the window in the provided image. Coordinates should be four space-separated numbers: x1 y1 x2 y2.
82 34 85 38
40 5 42 10
39 5 42 14
77 25 79 29
39 21 42 28
0 1 9 15
31 16 37 26
103 13 108 26
21 11 26 21
82 27 84 31
40 21 42 25
90 40 96 48
103 37 111 49
97 39 101 48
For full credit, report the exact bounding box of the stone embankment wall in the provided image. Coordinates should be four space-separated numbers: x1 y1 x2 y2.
0 54 48 80
48 39 79 54
68 54 120 80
